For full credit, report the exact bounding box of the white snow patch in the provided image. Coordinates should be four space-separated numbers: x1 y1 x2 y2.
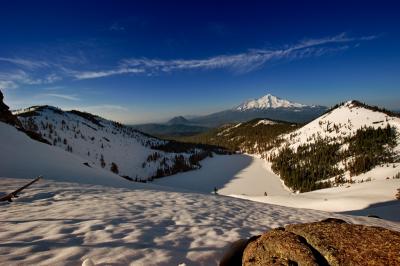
154 154 400 221
253 120 278 127
154 155 289 197
236 94 307 111
1 177 399 266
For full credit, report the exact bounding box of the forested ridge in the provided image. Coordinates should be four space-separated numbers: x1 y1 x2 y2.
270 125 398 192
174 119 300 154
175 111 399 192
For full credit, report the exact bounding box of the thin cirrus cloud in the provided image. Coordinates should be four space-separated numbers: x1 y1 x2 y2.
0 57 50 70
0 53 85 89
74 32 378 80
42 93 81 101
0 70 61 89
73 68 145 79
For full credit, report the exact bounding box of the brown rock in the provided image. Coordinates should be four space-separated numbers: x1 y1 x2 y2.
241 218 400 266
242 228 322 266
286 218 400 266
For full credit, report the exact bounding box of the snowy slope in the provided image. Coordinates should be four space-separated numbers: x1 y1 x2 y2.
0 121 137 187
1 177 399 266
155 154 291 196
154 154 400 221
15 106 202 180
266 101 400 183
236 93 308 111
275 101 400 151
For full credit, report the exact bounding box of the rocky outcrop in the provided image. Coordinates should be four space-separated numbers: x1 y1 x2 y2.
242 228 323 266
222 218 400 266
0 90 50 144
283 218 400 266
0 89 22 128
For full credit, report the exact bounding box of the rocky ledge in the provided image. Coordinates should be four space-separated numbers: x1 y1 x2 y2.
220 218 400 266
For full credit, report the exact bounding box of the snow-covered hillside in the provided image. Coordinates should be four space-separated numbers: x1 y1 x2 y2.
275 100 400 151
1 177 399 266
15 106 207 180
236 93 308 111
265 100 400 191
0 121 135 187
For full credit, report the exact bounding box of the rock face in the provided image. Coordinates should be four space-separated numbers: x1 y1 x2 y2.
0 90 22 128
243 229 322 266
0 90 50 144
241 218 400 266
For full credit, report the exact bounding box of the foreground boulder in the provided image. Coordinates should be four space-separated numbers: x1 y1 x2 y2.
242 228 322 265
222 218 400 266
283 218 400 265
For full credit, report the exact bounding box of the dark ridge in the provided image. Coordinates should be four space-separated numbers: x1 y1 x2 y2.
322 100 400 118
68 110 104 127
16 105 63 117
350 100 400 118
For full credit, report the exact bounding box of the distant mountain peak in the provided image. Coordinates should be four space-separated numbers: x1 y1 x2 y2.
235 93 308 111
167 116 189 125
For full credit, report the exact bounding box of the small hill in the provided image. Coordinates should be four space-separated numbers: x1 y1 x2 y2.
267 100 400 191
167 116 190 125
14 105 215 180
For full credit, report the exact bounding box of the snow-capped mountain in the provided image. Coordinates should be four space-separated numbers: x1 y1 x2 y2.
187 94 327 127
236 93 307 111
132 93 326 135
14 105 211 180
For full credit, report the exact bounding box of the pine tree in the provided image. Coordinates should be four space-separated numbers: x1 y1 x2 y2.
100 154 106 168
111 162 119 174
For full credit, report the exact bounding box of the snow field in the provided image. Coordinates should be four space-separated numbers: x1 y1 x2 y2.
1 178 399 266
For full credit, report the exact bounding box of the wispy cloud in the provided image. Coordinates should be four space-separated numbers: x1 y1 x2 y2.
0 80 18 89
0 57 49 69
0 70 61 89
0 32 378 85
73 33 378 80
42 93 80 101
74 68 144 79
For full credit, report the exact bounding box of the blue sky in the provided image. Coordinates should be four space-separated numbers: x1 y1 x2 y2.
0 0 399 124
